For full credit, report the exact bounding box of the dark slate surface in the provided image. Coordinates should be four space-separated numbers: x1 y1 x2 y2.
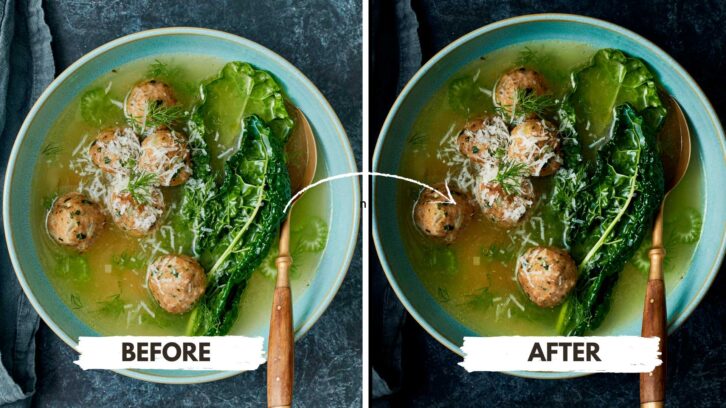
370 0 726 407
33 1 361 407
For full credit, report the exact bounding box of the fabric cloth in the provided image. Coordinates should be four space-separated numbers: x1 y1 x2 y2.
370 0 420 402
0 0 54 406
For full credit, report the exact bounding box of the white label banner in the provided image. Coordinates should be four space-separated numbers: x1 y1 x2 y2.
460 336 661 373
74 336 265 371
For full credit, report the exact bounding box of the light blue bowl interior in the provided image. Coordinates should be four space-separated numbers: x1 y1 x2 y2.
372 14 726 379
4 29 359 383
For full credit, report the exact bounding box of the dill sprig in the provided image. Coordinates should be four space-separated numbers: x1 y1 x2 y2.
516 46 551 67
146 59 178 79
123 170 158 205
407 132 427 147
145 102 186 129
496 88 556 123
96 293 124 318
41 142 63 160
494 159 529 196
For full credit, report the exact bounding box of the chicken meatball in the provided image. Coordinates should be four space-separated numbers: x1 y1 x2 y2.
508 119 562 176
517 246 577 308
124 80 177 125
475 164 535 228
456 116 509 164
494 68 548 115
47 192 105 252
147 255 206 314
137 128 191 186
413 184 473 243
89 127 141 174
108 187 164 237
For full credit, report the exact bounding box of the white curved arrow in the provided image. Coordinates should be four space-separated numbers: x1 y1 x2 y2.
283 171 456 213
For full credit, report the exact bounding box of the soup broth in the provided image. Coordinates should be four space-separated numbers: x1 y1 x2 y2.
31 56 330 336
396 41 704 336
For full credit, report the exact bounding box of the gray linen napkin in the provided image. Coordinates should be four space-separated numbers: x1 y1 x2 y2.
0 0 54 406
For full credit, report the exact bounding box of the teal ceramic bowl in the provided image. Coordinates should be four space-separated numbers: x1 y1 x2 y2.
372 14 726 379
4 28 360 384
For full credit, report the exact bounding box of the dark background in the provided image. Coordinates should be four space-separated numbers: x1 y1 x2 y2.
370 0 725 407
33 1 362 407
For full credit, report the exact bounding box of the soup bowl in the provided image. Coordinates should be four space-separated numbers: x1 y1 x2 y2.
372 14 726 379
4 28 360 383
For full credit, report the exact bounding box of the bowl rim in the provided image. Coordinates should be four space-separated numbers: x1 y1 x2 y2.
3 26 360 384
372 12 726 380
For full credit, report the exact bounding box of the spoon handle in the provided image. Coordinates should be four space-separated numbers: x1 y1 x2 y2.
640 204 667 407
267 218 294 408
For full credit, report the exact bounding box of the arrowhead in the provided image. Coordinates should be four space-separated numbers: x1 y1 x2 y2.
437 182 457 205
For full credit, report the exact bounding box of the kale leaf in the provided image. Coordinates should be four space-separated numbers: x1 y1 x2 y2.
184 115 290 336
554 104 664 335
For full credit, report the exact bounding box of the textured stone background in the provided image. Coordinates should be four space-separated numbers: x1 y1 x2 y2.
370 0 725 407
34 1 362 407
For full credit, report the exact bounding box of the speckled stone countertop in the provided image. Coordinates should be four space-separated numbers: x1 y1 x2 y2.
370 0 725 407
33 1 361 407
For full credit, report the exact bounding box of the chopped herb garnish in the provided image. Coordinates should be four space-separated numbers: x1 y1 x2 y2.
494 159 529 195
437 287 451 303
41 142 63 160
128 101 186 131
123 170 158 205
96 294 124 318
70 294 83 310
496 88 556 123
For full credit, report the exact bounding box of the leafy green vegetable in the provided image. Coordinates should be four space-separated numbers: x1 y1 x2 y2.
197 62 294 158
184 115 291 336
80 87 122 126
55 254 90 282
553 104 664 335
566 49 667 148
448 76 487 115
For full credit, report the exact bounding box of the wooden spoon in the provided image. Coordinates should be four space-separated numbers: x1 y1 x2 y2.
267 103 317 408
640 94 691 408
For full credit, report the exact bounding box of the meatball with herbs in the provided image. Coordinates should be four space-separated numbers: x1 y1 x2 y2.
507 119 562 177
457 115 509 164
47 192 105 252
494 67 548 116
475 163 535 228
137 128 191 186
124 80 177 126
413 184 473 243
89 127 141 174
517 246 577 308
147 255 206 314
108 184 164 237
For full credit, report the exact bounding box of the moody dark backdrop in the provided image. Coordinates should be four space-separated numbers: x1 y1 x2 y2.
370 0 725 406
34 1 362 407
